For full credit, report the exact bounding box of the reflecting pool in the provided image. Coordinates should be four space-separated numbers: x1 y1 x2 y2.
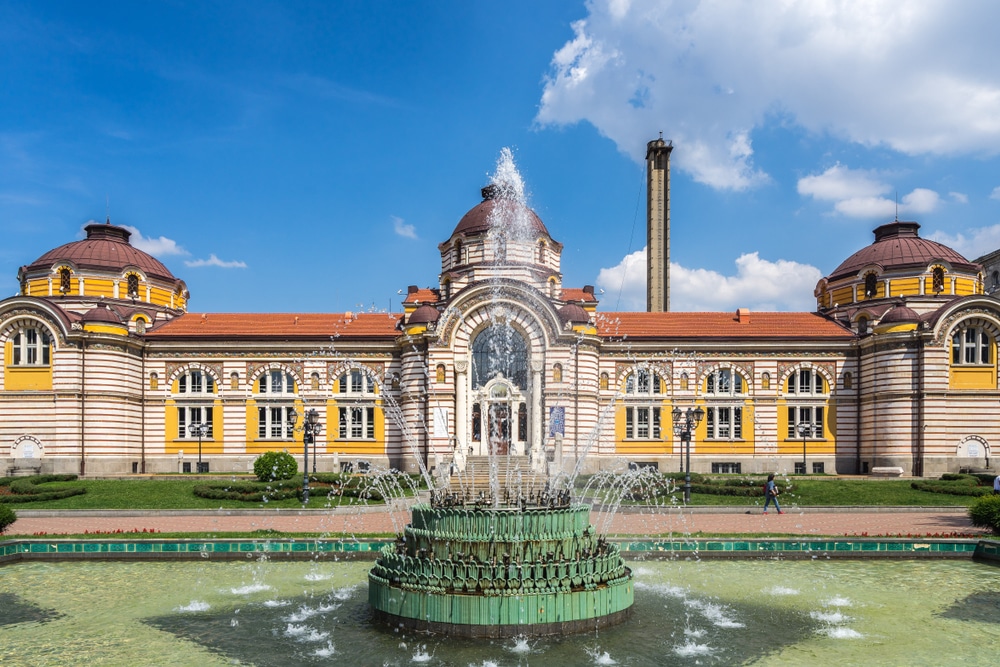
2 558 999 666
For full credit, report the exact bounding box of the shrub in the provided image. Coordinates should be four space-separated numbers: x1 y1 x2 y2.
0 504 16 533
194 480 300 502
0 474 86 503
969 495 1000 534
254 451 297 482
911 477 991 497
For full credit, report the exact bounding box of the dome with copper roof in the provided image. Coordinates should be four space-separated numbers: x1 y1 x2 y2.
558 303 590 324
828 221 977 282
450 185 550 239
407 303 441 325
878 303 921 325
24 222 178 283
81 304 124 324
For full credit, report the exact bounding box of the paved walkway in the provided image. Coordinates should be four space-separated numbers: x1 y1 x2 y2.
8 506 988 538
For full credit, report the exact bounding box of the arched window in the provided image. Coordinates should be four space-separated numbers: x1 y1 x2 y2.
177 369 215 394
453 240 463 266
127 273 140 299
952 326 992 365
680 373 689 391
992 270 999 291
864 272 878 299
786 368 826 395
625 369 661 395
339 368 376 394
857 316 869 335
471 325 528 389
705 368 746 395
311 372 320 391
761 372 771 390
230 372 239 390
599 372 609 391
59 268 72 294
175 369 215 439
537 241 546 264
552 363 563 383
336 367 378 441
150 372 159 391
436 364 446 383
933 267 945 293
260 370 296 394
843 372 853 389
442 279 451 301
11 327 51 365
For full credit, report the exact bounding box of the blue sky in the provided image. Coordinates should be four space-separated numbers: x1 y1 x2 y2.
4 0 1000 314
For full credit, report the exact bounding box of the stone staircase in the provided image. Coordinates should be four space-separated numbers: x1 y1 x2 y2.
446 455 549 501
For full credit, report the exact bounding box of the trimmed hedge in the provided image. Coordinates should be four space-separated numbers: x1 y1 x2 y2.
911 474 992 497
0 504 15 533
968 494 1000 533
193 472 389 503
0 474 86 503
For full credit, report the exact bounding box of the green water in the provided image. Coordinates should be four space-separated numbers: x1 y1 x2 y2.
1 557 998 666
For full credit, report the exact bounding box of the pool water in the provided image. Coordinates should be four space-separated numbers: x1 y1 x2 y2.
2 557 999 666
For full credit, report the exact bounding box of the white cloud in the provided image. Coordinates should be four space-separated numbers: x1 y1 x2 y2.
797 165 940 218
537 1 1000 191
950 191 969 204
596 247 821 311
183 254 247 269
990 186 1000 200
119 224 187 256
926 224 1000 261
392 215 417 239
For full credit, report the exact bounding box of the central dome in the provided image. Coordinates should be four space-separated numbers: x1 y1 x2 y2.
828 221 977 281
450 185 549 238
24 222 178 283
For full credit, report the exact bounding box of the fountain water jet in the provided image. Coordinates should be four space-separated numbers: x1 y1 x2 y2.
368 149 635 636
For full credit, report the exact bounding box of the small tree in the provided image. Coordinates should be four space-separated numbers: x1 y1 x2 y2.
968 494 1000 534
253 451 298 482
0 504 16 534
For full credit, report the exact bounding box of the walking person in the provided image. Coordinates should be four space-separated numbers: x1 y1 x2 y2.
763 473 784 514
993 473 1000 495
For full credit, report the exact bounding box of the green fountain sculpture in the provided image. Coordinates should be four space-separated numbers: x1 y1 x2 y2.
368 487 634 637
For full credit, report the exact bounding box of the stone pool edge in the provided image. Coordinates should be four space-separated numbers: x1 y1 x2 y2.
2 537 999 565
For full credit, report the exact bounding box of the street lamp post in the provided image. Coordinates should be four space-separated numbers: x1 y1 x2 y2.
288 408 322 504
194 423 209 474
797 421 810 474
672 405 705 504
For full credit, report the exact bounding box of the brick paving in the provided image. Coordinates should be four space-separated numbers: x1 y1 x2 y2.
9 506 987 538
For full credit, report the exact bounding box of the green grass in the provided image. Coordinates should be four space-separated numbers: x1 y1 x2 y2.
1 478 393 510
0 475 984 511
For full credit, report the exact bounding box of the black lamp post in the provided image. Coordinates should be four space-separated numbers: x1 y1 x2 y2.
194 423 209 474
288 408 322 504
672 405 705 504
797 421 810 474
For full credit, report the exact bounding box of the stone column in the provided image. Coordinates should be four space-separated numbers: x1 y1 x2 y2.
530 358 544 471
455 358 468 470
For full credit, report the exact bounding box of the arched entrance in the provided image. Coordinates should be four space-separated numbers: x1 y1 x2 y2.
469 324 530 456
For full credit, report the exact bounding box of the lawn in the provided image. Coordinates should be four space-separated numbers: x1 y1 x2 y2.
0 474 983 510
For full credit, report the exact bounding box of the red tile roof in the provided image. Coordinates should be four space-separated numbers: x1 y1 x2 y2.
595 311 854 340
146 312 402 340
560 288 597 303
403 288 439 305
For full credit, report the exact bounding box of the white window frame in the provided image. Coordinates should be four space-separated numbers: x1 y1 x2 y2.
257 405 295 440
178 370 215 395
339 405 376 440
787 405 824 438
339 368 376 395
11 327 51 366
705 368 746 396
786 368 826 395
705 406 743 439
178 406 213 439
952 327 992 365
259 370 296 394
624 369 662 395
624 406 661 440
